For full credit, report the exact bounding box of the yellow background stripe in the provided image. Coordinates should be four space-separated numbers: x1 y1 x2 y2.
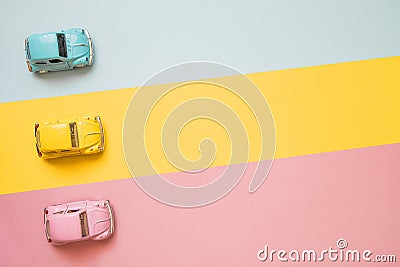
1 57 399 195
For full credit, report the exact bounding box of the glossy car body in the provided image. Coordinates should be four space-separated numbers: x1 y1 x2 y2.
44 200 114 245
25 28 93 73
35 116 105 159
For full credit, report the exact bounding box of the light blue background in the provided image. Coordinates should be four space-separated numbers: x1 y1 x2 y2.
0 0 399 103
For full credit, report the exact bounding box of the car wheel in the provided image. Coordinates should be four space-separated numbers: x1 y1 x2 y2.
74 64 86 68
37 70 48 74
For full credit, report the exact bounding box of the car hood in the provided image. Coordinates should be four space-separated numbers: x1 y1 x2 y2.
67 33 89 58
48 214 82 242
87 209 111 236
78 121 102 148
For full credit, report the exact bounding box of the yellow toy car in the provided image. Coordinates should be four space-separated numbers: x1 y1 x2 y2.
35 116 105 159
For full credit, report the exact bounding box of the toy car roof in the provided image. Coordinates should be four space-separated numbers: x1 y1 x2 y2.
39 122 73 151
27 33 64 60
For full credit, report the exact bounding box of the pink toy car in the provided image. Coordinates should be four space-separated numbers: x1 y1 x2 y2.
44 200 114 245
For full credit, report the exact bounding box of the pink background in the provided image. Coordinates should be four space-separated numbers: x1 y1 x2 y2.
0 144 399 266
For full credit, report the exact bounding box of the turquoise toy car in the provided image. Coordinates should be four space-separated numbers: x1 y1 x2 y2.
24 28 93 73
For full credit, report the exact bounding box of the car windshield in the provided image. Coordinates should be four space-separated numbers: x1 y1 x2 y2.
57 33 67 58
79 212 89 238
69 122 79 148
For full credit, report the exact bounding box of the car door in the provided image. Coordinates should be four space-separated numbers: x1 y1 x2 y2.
48 58 70 71
66 202 86 214
32 60 52 71
66 203 90 239
53 120 81 156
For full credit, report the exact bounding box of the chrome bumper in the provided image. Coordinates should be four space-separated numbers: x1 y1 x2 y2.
24 38 32 72
95 116 105 151
106 200 115 236
24 38 28 58
44 208 50 240
83 29 94 65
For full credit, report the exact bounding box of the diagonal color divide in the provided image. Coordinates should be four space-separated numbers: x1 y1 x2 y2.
0 57 399 195
123 62 276 207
